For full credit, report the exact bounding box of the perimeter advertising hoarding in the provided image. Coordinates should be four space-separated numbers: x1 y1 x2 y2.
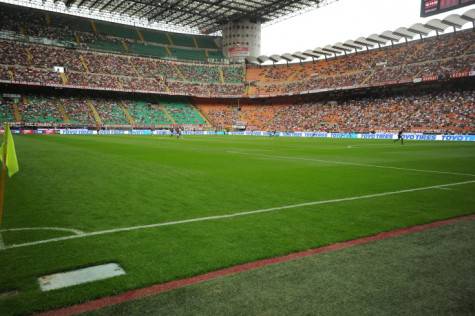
421 0 475 17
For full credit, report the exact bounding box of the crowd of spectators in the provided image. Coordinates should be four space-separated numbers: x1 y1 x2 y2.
92 100 129 125
196 102 236 129
6 94 213 128
249 30 475 96
199 91 475 134
2 90 473 133
0 98 16 123
0 39 245 96
18 96 63 123
1 17 474 98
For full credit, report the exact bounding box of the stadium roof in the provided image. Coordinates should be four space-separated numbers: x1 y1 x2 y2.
247 8 475 65
54 0 335 34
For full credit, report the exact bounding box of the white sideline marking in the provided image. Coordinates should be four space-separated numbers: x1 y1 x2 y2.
227 151 475 177
436 187 455 191
0 227 85 235
4 180 475 251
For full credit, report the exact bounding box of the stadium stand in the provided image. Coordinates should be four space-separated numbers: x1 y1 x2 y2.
0 39 245 96
0 3 473 133
1 94 210 128
246 30 475 96
2 28 473 97
195 90 475 134
18 96 63 124
92 100 129 126
0 97 17 123
160 99 207 125
0 3 224 61
125 101 173 127
59 97 95 125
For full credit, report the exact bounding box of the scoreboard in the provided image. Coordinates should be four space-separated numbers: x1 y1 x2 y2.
421 0 475 16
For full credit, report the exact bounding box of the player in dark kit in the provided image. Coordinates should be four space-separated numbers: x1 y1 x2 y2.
394 129 404 145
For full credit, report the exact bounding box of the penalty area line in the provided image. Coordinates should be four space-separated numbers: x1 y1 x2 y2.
5 179 475 251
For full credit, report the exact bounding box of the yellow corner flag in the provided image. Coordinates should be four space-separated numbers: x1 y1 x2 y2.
0 124 19 177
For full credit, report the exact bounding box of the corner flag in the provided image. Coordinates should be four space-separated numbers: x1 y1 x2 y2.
0 124 19 177
0 123 18 225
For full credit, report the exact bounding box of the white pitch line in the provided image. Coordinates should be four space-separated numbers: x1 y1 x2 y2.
4 179 475 251
0 227 85 235
436 187 455 191
227 151 475 177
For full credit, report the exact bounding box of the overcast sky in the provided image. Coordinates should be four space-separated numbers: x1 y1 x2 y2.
261 0 475 56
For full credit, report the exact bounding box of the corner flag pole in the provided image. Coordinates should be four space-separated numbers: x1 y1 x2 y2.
0 123 8 226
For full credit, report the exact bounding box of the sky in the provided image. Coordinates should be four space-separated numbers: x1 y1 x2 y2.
261 0 475 56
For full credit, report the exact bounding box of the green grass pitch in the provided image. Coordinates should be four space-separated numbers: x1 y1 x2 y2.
0 135 474 315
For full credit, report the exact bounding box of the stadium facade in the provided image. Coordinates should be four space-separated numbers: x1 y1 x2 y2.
0 1 474 136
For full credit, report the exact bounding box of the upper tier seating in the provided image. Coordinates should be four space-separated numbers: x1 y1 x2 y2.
0 3 224 61
246 30 475 96
0 40 246 96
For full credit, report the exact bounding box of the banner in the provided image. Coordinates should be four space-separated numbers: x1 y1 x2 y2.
17 129 474 142
227 47 250 58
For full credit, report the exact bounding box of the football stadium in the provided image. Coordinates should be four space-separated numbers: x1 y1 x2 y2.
0 0 474 314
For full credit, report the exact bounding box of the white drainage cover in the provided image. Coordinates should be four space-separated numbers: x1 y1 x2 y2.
38 263 125 291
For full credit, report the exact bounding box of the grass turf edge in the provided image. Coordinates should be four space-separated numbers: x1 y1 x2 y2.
36 213 475 316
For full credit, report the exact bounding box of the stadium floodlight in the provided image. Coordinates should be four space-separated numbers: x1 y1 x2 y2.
257 55 270 63
408 23 431 38
312 47 332 60
443 14 470 29
424 19 452 33
322 45 341 55
269 55 282 63
245 56 259 64
366 34 387 47
393 27 417 43
332 42 352 55
461 8 475 24
312 48 331 55
280 53 296 62
379 31 402 44
354 37 375 50
291 52 307 60
302 50 321 58
342 40 363 51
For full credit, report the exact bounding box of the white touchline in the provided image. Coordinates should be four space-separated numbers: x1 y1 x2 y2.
0 227 85 235
227 151 475 177
3 179 475 251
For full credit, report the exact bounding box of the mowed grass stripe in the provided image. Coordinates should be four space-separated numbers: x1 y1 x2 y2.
4 179 475 250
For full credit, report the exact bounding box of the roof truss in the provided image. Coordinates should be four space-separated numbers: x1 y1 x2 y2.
60 0 329 33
